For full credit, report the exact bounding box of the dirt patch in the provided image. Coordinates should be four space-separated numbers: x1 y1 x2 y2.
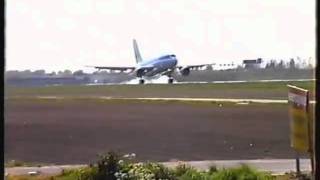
5 100 302 165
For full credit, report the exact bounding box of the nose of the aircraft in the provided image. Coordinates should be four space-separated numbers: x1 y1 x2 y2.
173 57 178 66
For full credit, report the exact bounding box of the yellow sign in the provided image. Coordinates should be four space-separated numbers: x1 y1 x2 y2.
287 85 310 153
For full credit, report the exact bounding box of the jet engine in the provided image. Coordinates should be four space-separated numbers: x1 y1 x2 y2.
179 67 190 76
136 69 145 77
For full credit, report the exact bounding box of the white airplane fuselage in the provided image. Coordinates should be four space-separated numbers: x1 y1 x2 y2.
135 54 178 78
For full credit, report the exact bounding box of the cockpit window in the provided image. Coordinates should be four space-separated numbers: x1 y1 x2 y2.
159 55 172 59
159 55 176 60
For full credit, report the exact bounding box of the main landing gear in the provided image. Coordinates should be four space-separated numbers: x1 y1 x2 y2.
139 79 145 84
167 73 174 84
168 77 174 84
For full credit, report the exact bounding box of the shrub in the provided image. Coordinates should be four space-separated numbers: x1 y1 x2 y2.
52 151 275 180
208 165 218 174
174 164 195 177
57 168 97 180
143 162 176 180
95 151 121 180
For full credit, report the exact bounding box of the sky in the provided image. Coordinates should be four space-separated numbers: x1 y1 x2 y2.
6 0 316 72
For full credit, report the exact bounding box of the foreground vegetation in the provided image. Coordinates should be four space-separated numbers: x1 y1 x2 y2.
6 152 311 180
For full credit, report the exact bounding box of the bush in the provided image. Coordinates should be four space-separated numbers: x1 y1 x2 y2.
174 164 195 177
56 151 275 180
142 163 176 180
208 165 218 174
177 170 211 180
95 151 121 180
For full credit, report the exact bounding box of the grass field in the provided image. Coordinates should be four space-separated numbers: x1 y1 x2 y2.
6 80 315 99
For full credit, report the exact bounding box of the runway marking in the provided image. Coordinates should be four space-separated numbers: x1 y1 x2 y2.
100 97 316 104
115 97 289 104
9 96 315 104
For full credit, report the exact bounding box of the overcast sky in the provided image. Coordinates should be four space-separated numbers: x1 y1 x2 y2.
6 0 315 72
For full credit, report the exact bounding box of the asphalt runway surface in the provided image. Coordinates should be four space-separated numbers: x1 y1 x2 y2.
5 98 306 165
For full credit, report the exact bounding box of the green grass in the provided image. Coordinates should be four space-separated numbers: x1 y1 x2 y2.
211 165 274 180
6 80 315 98
6 96 290 108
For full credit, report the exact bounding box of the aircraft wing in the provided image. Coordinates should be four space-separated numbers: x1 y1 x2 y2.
86 66 135 71
176 64 214 70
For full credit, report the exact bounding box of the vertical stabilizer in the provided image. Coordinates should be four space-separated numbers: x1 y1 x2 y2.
133 39 143 63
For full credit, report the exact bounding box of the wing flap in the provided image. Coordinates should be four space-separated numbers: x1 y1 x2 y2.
86 66 135 71
176 64 214 70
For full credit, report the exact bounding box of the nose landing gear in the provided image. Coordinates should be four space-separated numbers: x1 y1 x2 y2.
168 77 174 84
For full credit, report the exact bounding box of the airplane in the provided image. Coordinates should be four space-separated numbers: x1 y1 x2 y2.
90 39 213 84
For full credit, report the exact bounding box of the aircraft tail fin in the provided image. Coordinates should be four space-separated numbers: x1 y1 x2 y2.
133 39 143 63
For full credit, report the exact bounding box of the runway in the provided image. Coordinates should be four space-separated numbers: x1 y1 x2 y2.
6 98 297 165
6 92 315 168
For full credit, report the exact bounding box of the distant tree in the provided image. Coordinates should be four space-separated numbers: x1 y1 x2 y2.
5 70 20 78
295 56 302 68
48 71 56 76
19 70 32 76
307 57 314 69
63 70 72 75
301 59 308 69
22 70 32 73
308 63 314 69
6 70 19 75
265 60 276 69
33 69 46 75
276 60 285 69
289 58 296 69
73 70 84 76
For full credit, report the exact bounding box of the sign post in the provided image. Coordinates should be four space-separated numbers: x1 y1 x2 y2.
287 85 313 176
